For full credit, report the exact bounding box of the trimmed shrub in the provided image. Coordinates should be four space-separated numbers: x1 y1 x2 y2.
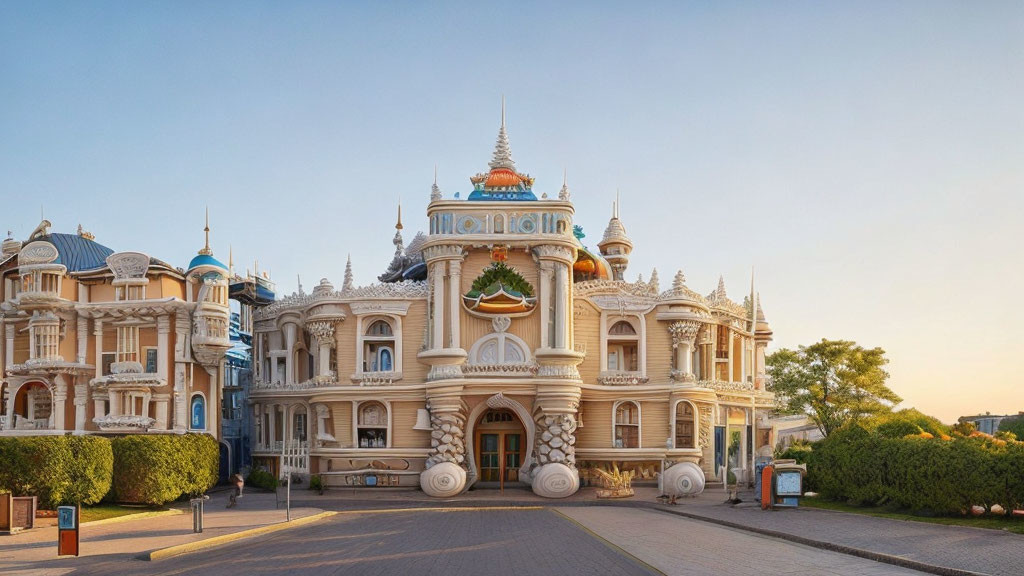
247 468 277 491
804 424 1024 515
0 436 113 508
111 434 219 505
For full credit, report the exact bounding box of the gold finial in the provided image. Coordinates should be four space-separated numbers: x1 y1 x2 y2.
396 201 403 230
198 207 213 256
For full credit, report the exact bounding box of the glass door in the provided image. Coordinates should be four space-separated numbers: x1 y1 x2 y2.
480 433 500 482
504 434 521 482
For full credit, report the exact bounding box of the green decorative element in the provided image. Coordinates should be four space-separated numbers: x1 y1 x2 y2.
573 225 586 240
466 261 534 299
247 468 278 491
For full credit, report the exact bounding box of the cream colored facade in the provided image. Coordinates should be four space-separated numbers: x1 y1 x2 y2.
0 220 232 438
250 118 776 498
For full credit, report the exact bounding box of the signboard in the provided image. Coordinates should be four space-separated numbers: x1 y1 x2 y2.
775 470 803 497
57 505 79 557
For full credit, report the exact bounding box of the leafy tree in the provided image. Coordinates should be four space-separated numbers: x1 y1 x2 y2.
998 415 1024 439
468 262 534 298
767 339 901 437
864 408 950 439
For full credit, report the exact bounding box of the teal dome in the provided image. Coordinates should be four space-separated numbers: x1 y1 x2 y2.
188 253 226 271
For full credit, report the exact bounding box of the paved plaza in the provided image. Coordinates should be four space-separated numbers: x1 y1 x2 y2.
3 487 1023 575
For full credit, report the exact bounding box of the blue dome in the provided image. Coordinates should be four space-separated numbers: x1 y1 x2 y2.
188 254 226 271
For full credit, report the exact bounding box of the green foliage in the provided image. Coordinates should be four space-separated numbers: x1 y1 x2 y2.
801 424 1024 515
247 468 278 491
952 420 977 436
865 409 950 439
998 416 1024 439
767 339 900 437
0 436 113 508
467 261 534 298
309 474 323 492
111 434 218 505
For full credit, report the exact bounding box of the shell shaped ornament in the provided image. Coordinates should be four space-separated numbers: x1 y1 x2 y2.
662 462 705 497
420 462 467 498
531 463 580 499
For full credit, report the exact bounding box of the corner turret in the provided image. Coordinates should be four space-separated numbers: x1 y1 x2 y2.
597 195 632 281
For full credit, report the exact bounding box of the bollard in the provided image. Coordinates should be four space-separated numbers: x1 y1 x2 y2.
190 495 211 533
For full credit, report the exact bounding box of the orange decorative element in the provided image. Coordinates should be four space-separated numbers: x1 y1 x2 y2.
484 168 523 188
463 287 536 315
490 246 508 262
573 258 596 274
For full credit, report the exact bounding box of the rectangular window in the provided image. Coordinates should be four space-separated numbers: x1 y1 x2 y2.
101 352 116 376
144 347 158 373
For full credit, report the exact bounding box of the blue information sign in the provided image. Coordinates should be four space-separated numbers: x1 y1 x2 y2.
57 506 77 530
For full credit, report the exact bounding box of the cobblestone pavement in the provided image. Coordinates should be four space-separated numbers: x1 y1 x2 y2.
557 506 926 576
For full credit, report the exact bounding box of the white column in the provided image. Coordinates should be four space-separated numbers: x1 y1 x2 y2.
157 316 170 381
448 259 461 349
74 381 88 432
554 262 568 349
284 323 296 385
52 376 68 431
726 329 734 382
539 263 553 349
93 319 104 378
4 323 13 370
432 261 445 349
318 340 331 376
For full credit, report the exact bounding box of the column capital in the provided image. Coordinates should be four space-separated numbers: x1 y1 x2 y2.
422 244 466 263
307 321 336 347
668 320 701 348
533 245 575 266
157 315 172 334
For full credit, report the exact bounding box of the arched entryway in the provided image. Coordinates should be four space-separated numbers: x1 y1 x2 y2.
12 381 52 430
473 408 526 489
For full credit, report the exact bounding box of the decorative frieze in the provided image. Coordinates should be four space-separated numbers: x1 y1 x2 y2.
596 371 649 386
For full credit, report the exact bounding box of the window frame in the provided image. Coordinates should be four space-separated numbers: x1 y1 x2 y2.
352 400 391 449
672 400 698 450
612 400 642 449
356 315 402 375
601 315 645 375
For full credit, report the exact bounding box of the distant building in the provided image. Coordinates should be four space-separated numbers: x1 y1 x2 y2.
958 413 1022 435
0 218 232 438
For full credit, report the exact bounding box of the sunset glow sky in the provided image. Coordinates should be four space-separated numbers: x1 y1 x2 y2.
2 2 1021 422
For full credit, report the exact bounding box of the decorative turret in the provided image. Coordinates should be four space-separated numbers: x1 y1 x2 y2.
755 294 773 341
597 195 633 281
342 254 354 292
430 165 442 202
188 210 231 369
467 99 537 201
2 230 20 257
649 269 660 293
558 170 570 201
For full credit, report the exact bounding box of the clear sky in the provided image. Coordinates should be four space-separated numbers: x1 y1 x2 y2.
2 2 1021 423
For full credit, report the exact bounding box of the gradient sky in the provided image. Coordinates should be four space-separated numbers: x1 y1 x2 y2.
2 2 1021 423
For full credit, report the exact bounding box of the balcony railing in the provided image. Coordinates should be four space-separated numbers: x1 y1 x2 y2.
597 371 650 386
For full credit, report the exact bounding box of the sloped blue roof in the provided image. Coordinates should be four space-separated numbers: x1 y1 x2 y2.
38 233 114 272
188 254 226 271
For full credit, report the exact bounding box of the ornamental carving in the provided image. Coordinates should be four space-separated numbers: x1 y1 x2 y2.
668 320 701 349
699 405 713 448
421 244 466 262
532 245 575 264
425 400 468 469
306 321 336 345
491 315 511 333
254 280 429 319
106 252 150 280
574 279 659 300
19 241 59 264
533 412 577 470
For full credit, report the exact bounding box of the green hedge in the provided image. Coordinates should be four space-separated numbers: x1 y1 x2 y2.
247 468 277 491
801 425 1024 515
111 434 219 505
0 436 113 508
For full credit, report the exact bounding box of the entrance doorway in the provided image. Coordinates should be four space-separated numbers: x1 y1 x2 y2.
474 408 525 488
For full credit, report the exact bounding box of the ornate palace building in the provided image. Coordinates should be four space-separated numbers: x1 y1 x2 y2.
249 111 776 498
0 217 257 449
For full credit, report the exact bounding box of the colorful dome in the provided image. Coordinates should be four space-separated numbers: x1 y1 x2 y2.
485 168 523 188
188 253 227 271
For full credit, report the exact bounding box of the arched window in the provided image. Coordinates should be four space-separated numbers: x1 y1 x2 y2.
363 319 396 372
606 320 639 372
614 401 640 448
293 405 308 442
190 395 206 430
357 401 388 448
674 401 696 449
469 332 530 365
494 214 505 234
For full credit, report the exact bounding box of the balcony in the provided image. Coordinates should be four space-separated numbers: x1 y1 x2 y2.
462 363 539 377
597 371 650 386
350 371 402 386
697 379 755 392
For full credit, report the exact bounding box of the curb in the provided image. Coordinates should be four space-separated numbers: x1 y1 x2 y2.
551 508 666 575
631 502 989 576
83 508 183 527
146 511 337 561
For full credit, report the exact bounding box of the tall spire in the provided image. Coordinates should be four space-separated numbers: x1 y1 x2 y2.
430 165 442 202
396 201 403 230
559 168 570 201
342 254 354 292
488 96 515 170
716 275 727 299
614 188 621 219
229 245 234 276
198 207 213 256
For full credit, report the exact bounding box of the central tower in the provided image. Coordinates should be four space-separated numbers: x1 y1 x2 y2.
417 103 585 498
